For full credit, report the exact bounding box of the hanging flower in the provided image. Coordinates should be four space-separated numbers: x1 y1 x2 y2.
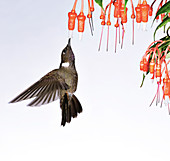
68 0 169 52
140 40 170 113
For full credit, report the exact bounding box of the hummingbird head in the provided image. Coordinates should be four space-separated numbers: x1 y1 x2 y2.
61 38 75 66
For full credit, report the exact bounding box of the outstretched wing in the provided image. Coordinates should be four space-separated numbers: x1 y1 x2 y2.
9 69 69 106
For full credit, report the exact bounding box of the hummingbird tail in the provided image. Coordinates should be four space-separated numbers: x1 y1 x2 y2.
60 93 82 126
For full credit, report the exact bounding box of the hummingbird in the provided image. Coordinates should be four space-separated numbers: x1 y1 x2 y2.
9 38 82 126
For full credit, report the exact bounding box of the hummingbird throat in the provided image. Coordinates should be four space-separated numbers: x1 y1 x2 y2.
61 62 70 67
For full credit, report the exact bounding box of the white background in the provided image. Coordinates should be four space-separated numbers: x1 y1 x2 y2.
0 0 170 161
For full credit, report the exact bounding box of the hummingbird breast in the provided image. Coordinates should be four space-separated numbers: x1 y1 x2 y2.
58 66 78 94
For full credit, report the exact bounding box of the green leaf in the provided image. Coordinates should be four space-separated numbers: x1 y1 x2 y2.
140 73 146 88
167 26 170 37
95 0 104 10
160 35 170 42
124 0 129 12
124 0 129 8
152 1 170 24
154 16 170 40
164 24 166 33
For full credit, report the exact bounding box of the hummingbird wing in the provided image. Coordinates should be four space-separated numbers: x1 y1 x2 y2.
9 69 69 106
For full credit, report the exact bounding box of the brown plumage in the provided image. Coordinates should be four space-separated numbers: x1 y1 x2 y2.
9 38 82 126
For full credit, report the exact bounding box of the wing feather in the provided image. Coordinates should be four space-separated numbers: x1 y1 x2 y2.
9 69 69 106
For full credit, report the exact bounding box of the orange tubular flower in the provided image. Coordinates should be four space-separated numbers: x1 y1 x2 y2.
156 62 162 82
68 11 77 31
135 0 142 29
149 59 155 74
141 0 149 23
68 0 78 38
77 12 86 32
117 0 121 18
140 0 150 31
77 0 86 40
135 2 142 23
120 4 128 24
162 75 170 100
143 57 149 72
114 1 118 18
140 58 144 71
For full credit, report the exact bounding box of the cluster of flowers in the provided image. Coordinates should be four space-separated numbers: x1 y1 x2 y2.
67 0 168 51
98 0 135 52
98 0 168 51
140 40 170 113
135 0 168 30
68 0 94 40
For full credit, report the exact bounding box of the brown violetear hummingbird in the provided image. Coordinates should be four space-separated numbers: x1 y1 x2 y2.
9 38 82 126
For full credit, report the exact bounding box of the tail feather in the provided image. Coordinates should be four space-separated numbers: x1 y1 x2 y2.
66 103 71 123
60 94 82 126
61 93 69 126
72 95 83 113
70 99 77 118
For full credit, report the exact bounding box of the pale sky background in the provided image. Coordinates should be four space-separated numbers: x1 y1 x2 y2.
0 0 170 161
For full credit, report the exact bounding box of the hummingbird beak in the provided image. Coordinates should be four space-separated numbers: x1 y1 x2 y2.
68 38 71 47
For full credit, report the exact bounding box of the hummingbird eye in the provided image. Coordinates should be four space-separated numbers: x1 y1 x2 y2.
62 48 66 54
